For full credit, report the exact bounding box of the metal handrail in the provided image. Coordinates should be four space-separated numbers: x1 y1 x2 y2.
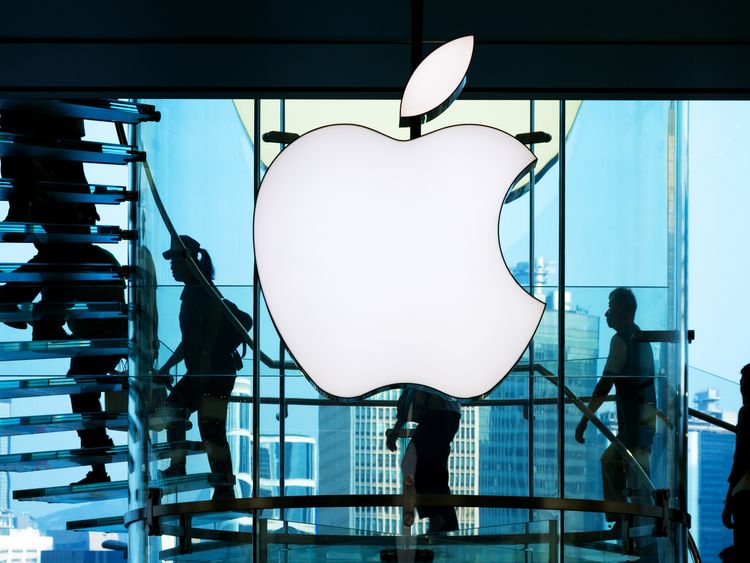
523 362 656 494
688 407 736 433
124 492 683 527
140 160 297 372
688 530 702 563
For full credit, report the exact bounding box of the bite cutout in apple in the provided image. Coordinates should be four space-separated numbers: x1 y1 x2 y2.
254 36 545 399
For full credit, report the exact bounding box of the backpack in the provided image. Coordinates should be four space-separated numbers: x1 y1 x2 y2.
217 298 253 368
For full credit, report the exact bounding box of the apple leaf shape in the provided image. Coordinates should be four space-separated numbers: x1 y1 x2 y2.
400 35 474 127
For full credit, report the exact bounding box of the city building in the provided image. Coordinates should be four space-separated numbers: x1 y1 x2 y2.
0 401 9 513
319 393 479 533
0 511 53 563
479 268 605 531
688 390 736 563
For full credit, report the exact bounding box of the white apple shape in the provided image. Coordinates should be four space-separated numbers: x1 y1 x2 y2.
254 37 545 399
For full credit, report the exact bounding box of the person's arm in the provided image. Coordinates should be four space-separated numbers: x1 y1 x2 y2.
158 342 184 375
575 334 625 444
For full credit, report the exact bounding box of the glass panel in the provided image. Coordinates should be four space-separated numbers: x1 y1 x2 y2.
563 101 686 563
0 109 131 559
115 98 690 562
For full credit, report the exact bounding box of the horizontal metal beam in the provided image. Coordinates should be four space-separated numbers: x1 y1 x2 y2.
124 492 687 529
2 43 750 98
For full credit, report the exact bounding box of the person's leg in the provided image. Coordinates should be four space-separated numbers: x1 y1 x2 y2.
413 411 460 532
601 443 626 522
627 447 652 504
68 356 119 482
161 377 200 475
197 377 235 499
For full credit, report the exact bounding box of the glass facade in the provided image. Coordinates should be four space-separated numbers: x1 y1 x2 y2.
17 96 750 562
115 98 689 561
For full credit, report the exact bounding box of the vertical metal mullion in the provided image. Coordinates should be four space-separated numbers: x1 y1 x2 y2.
252 98 262 563
126 114 149 563
676 101 689 563
528 99 536 511
278 98 287 528
410 0 423 140
523 99 538 563
557 99 566 563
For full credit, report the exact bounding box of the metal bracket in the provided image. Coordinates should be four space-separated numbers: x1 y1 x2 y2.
403 474 415 528
144 487 162 537
654 489 671 537
177 513 192 554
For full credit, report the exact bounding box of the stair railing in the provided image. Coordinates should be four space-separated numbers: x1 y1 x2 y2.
137 156 296 372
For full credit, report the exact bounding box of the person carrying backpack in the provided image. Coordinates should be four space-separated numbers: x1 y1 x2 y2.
154 235 251 500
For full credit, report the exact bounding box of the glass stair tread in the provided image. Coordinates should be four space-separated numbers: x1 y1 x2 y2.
564 545 639 562
160 542 251 562
162 511 251 530
14 479 127 503
0 302 127 323
160 534 538 562
151 472 233 496
0 262 126 283
0 411 127 437
0 376 125 399
0 133 145 165
0 99 160 124
0 338 128 361
66 515 125 533
0 439 203 472
0 178 131 205
13 472 222 503
0 222 129 244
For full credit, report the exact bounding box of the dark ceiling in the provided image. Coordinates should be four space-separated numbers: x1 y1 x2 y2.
1 0 749 98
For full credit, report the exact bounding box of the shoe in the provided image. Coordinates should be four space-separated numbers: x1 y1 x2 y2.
32 325 69 341
70 470 111 486
149 407 191 432
158 464 187 480
428 513 458 534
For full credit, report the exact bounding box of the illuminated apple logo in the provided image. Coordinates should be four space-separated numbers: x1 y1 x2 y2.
254 36 545 399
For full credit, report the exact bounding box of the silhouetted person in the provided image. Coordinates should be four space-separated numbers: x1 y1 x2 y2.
0 243 126 484
387 387 461 533
722 364 750 560
0 111 98 227
155 236 241 500
575 287 656 525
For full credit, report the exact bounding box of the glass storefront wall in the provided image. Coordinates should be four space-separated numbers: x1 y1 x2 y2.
127 98 689 561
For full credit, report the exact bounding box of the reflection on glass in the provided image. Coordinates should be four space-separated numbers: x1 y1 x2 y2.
152 235 247 500
386 387 461 533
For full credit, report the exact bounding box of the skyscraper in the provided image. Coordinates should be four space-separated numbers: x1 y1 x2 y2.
319 393 479 533
478 270 604 531
687 389 735 563
0 401 9 512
